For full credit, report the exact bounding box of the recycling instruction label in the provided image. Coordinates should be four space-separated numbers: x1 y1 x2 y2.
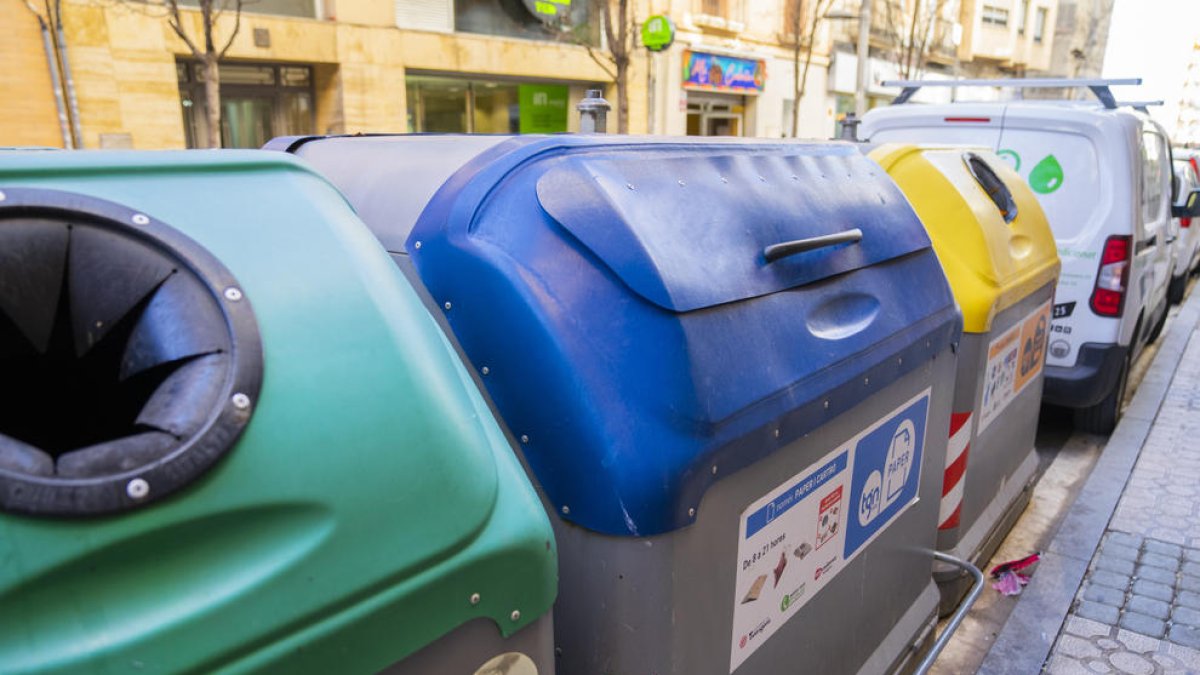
729 390 930 672
979 300 1051 432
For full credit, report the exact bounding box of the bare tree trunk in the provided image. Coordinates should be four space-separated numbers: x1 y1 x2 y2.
616 63 629 133
164 0 242 148
792 0 828 137
203 56 221 148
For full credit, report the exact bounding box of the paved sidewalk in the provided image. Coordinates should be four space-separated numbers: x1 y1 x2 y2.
980 288 1200 674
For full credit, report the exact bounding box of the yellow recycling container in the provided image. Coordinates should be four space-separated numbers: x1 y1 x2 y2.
870 143 1061 614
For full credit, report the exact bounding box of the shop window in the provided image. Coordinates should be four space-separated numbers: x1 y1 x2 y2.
981 5 1008 26
177 0 318 18
455 0 599 45
177 61 315 149
406 75 585 134
1017 0 1029 34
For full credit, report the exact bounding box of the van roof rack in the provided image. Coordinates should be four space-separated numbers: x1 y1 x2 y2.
882 78 1143 109
1118 100 1164 113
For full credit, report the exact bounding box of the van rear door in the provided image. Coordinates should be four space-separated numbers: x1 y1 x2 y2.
862 104 1005 148
995 108 1119 367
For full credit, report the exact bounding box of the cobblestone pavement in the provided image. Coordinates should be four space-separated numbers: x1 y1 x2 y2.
1047 330 1200 674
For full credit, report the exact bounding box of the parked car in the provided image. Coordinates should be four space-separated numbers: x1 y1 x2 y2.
1170 155 1200 303
861 80 1200 433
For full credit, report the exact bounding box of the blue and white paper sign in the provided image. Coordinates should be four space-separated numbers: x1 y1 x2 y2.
729 390 930 673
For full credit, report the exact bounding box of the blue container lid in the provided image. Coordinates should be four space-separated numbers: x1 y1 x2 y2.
285 135 962 536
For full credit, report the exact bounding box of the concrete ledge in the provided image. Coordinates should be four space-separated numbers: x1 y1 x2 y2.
978 290 1200 675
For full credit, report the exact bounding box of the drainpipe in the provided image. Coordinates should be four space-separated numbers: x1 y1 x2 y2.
53 0 84 148
24 0 73 149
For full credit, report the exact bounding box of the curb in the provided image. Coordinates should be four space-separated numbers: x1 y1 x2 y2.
977 289 1200 675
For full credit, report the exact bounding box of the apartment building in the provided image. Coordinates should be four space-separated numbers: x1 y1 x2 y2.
2 0 630 149
824 0 1059 109
1176 42 1200 149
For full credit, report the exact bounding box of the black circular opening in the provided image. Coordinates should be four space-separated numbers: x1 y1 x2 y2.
0 188 262 516
963 152 1019 224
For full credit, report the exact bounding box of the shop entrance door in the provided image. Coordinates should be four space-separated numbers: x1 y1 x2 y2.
686 94 745 136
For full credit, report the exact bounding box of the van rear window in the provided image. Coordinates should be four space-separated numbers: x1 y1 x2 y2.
993 128 1101 241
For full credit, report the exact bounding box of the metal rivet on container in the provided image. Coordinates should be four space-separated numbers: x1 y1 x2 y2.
126 478 150 500
443 301 452 310
823 400 830 409
773 429 780 438
720 176 729 184
678 180 686 187
864 377 870 386
711 465 718 475
413 241 422 249
470 593 481 605
481 366 490 376
510 610 521 622
790 175 799 181
626 183 636 191
131 213 150 225
520 434 530 444
688 507 696 517
757 175 767 182
898 357 903 366
231 393 251 410
224 287 243 302
926 340 931 348
561 505 570 515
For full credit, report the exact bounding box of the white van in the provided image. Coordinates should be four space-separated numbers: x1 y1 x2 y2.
1171 156 1200 303
861 79 1200 433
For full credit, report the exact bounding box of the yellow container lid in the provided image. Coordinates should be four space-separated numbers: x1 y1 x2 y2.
870 143 1061 334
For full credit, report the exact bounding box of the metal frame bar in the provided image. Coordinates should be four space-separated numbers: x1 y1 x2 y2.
913 551 986 675
884 78 1143 109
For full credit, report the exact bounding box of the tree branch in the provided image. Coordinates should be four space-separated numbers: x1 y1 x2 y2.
217 0 244 59
164 0 203 59
585 44 618 80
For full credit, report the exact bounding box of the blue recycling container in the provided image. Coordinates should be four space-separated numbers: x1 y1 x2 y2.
274 134 963 675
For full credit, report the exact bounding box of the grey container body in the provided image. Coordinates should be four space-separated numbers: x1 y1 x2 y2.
553 352 956 675
934 283 1056 614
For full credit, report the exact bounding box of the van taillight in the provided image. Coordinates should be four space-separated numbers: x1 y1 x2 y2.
1184 217 1193 228
1090 235 1131 317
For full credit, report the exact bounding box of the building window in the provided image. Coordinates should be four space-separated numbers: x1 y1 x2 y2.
177 0 317 18
701 0 727 17
1034 7 1048 42
981 5 1009 26
406 75 588 134
177 61 315 149
1018 0 1029 34
455 0 598 45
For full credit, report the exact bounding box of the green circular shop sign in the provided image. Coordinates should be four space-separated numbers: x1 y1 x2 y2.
642 15 675 52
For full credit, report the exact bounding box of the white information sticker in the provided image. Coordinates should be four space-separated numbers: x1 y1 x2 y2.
728 390 931 672
978 300 1052 433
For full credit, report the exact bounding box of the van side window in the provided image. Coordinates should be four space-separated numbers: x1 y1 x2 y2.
1142 132 1167 225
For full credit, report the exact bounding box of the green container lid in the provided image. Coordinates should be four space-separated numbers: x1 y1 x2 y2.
0 150 556 673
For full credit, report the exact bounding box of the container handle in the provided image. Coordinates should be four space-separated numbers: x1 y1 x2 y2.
763 228 863 263
913 551 985 675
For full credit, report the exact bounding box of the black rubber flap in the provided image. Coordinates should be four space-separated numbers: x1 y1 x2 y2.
69 225 176 356
0 188 262 518
0 219 68 352
57 432 178 479
120 272 229 381
0 433 52 477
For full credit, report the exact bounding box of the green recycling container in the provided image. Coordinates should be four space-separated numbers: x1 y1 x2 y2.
0 150 556 674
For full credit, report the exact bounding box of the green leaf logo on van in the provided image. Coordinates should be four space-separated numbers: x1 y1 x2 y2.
1029 154 1064 194
997 149 1021 171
